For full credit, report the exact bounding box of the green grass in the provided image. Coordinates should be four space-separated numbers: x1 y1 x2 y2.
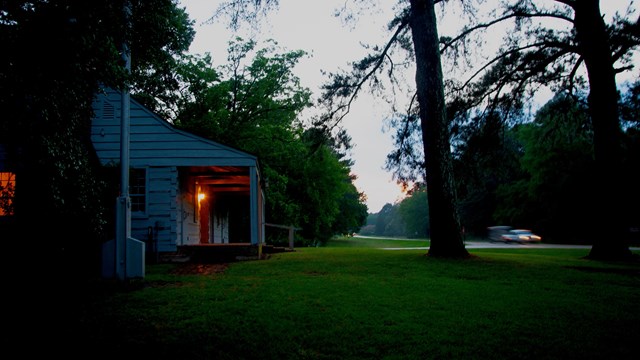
59 240 639 360
327 235 429 248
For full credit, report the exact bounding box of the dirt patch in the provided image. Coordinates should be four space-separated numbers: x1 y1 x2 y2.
170 263 229 275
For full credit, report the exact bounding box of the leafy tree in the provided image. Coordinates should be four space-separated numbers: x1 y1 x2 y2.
398 185 430 238
520 93 593 234
618 80 640 243
127 1 195 117
374 203 393 236
620 79 640 130
174 38 367 244
0 0 195 274
358 212 378 236
494 93 595 242
330 174 369 236
177 38 310 140
361 187 429 239
175 39 309 230
295 136 367 243
451 107 525 237
372 202 405 237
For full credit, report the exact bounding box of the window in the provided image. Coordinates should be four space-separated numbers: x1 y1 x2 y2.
130 168 146 213
0 172 15 216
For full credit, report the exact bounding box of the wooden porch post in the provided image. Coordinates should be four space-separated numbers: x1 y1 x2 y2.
249 166 259 246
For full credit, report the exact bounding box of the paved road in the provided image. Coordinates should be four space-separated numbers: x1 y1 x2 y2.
353 235 639 251
380 241 595 250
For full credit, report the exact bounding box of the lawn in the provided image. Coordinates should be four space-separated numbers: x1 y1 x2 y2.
328 235 430 248
53 238 639 359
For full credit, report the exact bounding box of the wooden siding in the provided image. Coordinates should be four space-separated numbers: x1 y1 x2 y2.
178 190 200 246
91 88 258 168
148 166 178 252
128 166 179 253
91 87 264 251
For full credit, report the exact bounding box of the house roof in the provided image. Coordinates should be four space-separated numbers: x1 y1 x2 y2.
91 87 260 169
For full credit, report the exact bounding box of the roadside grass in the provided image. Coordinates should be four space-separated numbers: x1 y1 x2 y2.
62 241 639 359
327 235 429 248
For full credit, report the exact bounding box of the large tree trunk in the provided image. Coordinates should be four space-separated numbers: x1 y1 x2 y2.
408 0 468 258
572 0 634 261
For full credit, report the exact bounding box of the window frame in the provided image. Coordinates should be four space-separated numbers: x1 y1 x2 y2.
129 167 148 216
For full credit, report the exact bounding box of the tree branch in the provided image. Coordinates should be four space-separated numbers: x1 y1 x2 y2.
320 13 411 131
440 11 573 54
456 40 576 91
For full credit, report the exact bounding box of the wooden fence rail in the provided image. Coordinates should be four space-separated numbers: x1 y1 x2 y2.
264 223 302 249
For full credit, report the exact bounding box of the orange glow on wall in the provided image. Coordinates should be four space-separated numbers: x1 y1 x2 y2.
0 171 15 216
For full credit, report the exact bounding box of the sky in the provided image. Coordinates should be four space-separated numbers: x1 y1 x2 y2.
178 0 638 213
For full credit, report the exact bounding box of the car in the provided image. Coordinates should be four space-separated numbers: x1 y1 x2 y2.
487 225 512 242
500 229 542 244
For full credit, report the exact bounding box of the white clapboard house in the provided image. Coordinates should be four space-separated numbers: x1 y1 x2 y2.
92 87 265 264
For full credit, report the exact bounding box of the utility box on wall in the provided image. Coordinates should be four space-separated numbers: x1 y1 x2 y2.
101 237 145 279
126 237 145 278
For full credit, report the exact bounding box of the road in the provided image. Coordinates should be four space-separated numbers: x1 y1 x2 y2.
353 235 639 251
380 241 595 250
